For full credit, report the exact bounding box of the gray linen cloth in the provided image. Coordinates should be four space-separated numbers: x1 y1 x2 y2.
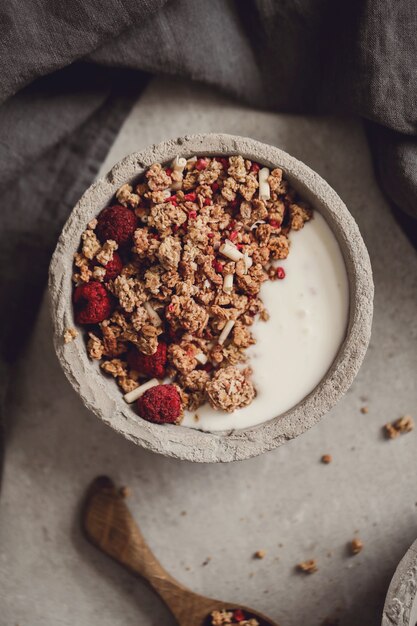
0 0 416 450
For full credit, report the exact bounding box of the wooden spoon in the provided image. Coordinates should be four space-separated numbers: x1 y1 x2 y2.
82 476 279 626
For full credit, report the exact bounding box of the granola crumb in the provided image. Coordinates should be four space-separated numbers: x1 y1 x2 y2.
384 415 414 439
296 559 318 574
349 538 364 555
321 454 332 464
64 327 78 344
254 549 266 559
360 406 369 414
202 556 211 566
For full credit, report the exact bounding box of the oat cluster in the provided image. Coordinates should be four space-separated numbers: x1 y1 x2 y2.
71 154 312 418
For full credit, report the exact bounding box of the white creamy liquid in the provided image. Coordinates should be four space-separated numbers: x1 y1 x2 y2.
181 212 350 432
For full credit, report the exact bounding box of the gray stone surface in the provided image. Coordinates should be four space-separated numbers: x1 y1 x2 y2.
0 78 416 626
49 132 373 462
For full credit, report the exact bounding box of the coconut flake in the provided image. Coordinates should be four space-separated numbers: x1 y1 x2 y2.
144 301 162 327
195 352 208 365
172 156 187 172
250 219 266 231
124 378 159 404
223 273 234 294
243 253 253 274
218 320 235 345
259 167 271 200
219 242 244 262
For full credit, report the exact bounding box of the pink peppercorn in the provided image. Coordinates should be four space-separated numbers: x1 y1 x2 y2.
207 232 215 239
276 267 286 279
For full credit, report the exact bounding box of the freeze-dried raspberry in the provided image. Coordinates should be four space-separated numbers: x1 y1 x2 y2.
73 282 113 324
127 342 167 378
96 205 137 245
137 384 182 424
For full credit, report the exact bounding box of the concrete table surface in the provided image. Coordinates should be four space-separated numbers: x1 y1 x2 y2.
0 78 416 626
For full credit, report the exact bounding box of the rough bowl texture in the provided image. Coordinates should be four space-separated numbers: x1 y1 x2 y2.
382 539 417 626
48 133 374 462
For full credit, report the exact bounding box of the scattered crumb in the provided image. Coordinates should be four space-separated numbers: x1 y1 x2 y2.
185 566 191 571
321 454 332 464
349 538 364 555
119 486 131 498
180 510 187 516
193 413 199 422
64 327 78 344
202 557 211 566
360 406 369 414
384 415 414 439
254 549 266 559
296 559 318 574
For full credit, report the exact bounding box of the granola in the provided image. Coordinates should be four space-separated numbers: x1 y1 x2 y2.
71 155 313 423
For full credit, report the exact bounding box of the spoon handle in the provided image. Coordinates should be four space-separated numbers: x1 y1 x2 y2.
83 476 193 622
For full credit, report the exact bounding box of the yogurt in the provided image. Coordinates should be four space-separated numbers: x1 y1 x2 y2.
181 212 349 431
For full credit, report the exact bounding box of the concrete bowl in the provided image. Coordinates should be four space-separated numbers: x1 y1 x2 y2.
382 539 417 626
49 133 373 462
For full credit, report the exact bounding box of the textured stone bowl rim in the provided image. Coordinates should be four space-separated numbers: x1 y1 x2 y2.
49 133 374 463
382 538 417 626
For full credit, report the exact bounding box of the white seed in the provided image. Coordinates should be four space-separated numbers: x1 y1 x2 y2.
223 273 234 294
144 301 162 327
218 320 235 345
258 167 271 200
195 352 208 365
219 242 244 262
124 378 159 404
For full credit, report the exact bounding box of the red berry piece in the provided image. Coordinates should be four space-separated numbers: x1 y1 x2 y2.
212 260 224 273
195 158 208 171
188 210 197 219
73 281 113 324
233 609 246 622
184 192 197 201
229 230 238 241
137 384 182 424
211 182 219 192
103 251 123 282
165 194 177 203
203 197 211 206
276 267 286 279
165 167 173 176
250 162 261 173
96 205 138 246
127 342 167 379
269 219 281 228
